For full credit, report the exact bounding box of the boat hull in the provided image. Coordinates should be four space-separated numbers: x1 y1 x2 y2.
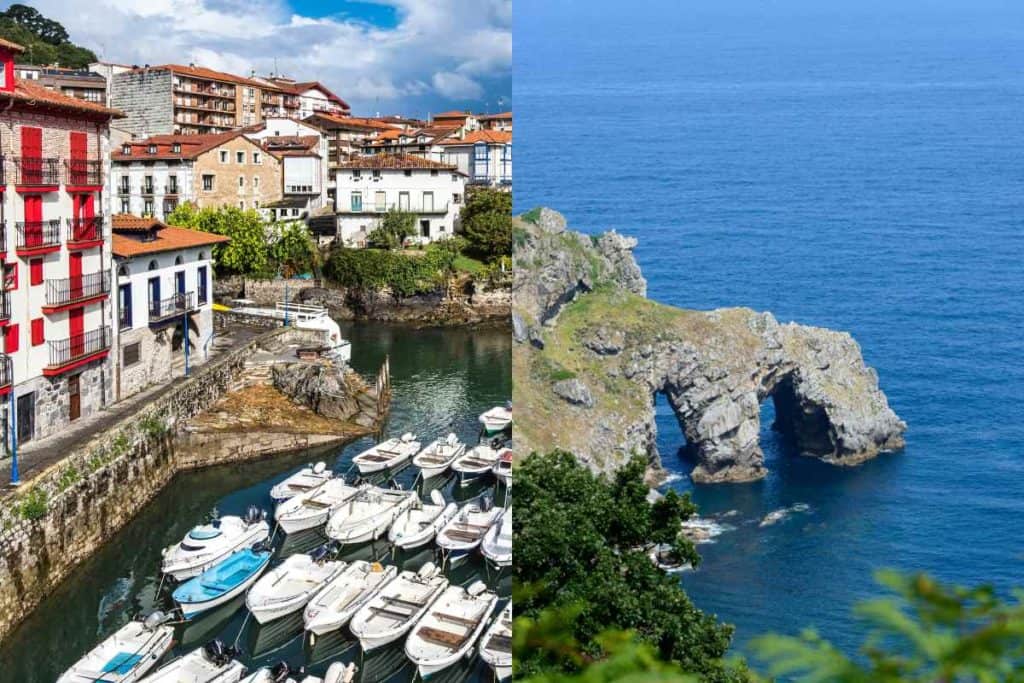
58 624 174 683
162 524 269 582
277 509 331 535
175 555 270 621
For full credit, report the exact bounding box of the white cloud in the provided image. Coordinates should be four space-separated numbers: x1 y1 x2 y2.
30 0 511 115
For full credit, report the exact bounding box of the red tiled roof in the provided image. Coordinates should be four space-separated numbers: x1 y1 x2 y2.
1 79 123 118
477 111 512 121
304 112 397 131
363 125 460 147
157 64 268 88
0 38 26 53
436 130 512 145
433 110 470 120
338 154 462 173
271 80 349 108
111 131 254 161
111 214 229 257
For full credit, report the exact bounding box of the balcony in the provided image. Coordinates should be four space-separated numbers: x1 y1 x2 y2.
46 326 111 375
339 202 450 215
149 292 197 324
117 184 130 196
13 157 60 187
0 353 10 394
66 159 103 187
44 271 110 312
67 216 105 248
16 219 62 254
0 155 5 185
0 290 10 326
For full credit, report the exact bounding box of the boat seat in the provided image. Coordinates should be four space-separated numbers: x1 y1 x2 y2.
444 529 483 542
360 454 394 462
385 595 428 608
435 612 479 627
487 634 513 652
369 606 413 621
417 626 470 649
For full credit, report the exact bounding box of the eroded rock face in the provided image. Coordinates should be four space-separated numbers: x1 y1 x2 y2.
514 209 907 483
272 362 368 422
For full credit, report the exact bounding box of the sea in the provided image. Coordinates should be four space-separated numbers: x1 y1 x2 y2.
514 0 1024 661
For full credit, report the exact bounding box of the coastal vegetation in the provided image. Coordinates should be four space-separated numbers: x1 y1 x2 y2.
461 186 514 261
0 4 96 67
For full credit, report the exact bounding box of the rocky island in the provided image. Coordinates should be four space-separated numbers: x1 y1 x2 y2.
513 208 906 483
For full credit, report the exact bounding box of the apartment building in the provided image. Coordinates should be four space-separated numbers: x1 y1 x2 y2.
334 154 466 246
301 113 399 205
361 125 462 159
111 130 282 217
478 111 512 132
108 64 350 138
13 64 107 105
110 214 226 401
438 130 512 188
245 117 329 221
0 38 122 449
264 78 349 119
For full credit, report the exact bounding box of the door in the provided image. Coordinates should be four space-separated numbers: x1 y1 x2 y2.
69 131 87 184
68 375 80 421
16 393 34 444
21 126 42 183
176 271 185 295
420 220 430 237
69 307 84 358
149 277 161 317
69 252 83 300
23 194 42 247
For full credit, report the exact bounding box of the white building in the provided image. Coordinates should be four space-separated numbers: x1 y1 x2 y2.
334 155 467 246
245 118 330 221
438 130 512 188
266 79 349 119
110 214 227 401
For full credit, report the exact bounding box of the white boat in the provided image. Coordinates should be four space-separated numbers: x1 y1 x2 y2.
492 449 513 487
437 500 503 564
138 641 246 683
351 433 421 474
451 444 501 487
239 661 355 683
387 490 459 551
301 662 357 683
325 487 417 545
411 434 466 479
57 612 174 683
173 547 272 620
239 662 297 683
304 561 399 636
270 462 332 503
479 404 512 435
404 581 498 679
228 301 352 363
246 547 348 624
349 563 448 652
162 507 270 581
274 480 364 534
481 508 512 568
479 603 513 681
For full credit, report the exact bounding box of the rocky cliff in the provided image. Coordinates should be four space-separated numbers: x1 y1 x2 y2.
513 209 906 483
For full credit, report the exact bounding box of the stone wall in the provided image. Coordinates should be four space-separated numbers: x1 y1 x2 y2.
0 326 292 643
191 137 282 211
109 69 174 137
20 357 112 443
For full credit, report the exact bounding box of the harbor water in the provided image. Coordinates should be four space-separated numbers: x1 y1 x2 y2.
0 320 511 682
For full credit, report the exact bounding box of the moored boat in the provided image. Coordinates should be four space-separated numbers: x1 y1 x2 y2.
138 640 245 682
274 479 364 535
301 662 357 683
451 444 501 487
348 563 448 652
324 487 417 545
269 462 332 503
411 434 465 479
481 508 512 569
304 561 398 636
162 507 269 581
387 490 458 551
492 449 513 487
246 545 347 624
404 581 498 678
437 500 503 565
173 546 272 620
478 404 512 436
479 602 513 681
57 612 174 683
351 433 420 474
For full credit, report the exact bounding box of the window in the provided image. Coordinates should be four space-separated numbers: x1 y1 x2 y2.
30 318 44 346
253 176 260 188
120 198 130 213
198 265 208 304
372 170 381 179
236 151 245 163
292 208 299 216
168 175 178 194
238 176 245 189
29 259 43 286
350 192 362 212
4 263 17 291
118 284 132 329
202 174 214 191
121 144 131 155
398 191 410 210
147 144 157 155
4 324 18 354
144 199 154 216
423 191 434 212
219 150 228 163
254 200 259 208
253 151 261 164
353 170 361 178
404 169 412 177
171 143 181 153
453 193 462 204
239 201 245 209
143 175 154 193
119 176 130 193
123 342 141 366
430 169 438 176
375 190 386 211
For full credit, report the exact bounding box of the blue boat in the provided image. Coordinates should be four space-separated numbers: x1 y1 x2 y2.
173 546 271 620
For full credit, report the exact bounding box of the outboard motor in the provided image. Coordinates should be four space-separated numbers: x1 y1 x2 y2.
313 461 327 475
141 610 171 631
244 505 265 526
203 639 235 666
480 494 493 512
251 539 272 554
429 489 446 507
417 562 438 580
310 543 331 564
206 507 221 524
269 662 292 682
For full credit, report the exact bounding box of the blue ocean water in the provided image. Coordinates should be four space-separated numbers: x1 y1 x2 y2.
514 0 1024 657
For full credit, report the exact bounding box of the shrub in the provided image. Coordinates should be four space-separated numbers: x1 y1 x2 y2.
461 187 513 261
367 209 416 250
322 242 458 296
17 487 49 520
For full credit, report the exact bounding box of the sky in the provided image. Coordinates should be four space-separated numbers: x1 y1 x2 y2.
23 0 511 118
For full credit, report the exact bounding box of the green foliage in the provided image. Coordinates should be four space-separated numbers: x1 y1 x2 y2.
322 241 459 296
17 487 48 520
516 451 742 681
269 221 318 277
166 203 270 276
0 5 96 68
57 464 80 492
461 187 513 261
367 209 416 250
751 570 1024 683
140 415 168 441
520 207 544 224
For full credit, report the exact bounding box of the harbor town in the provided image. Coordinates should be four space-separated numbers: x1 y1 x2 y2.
0 7 512 681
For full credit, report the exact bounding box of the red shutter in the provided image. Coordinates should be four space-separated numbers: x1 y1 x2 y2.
21 126 42 158
70 132 87 160
31 318 44 346
23 194 42 247
69 252 83 299
69 307 84 356
4 324 18 354
29 258 42 286
70 131 88 185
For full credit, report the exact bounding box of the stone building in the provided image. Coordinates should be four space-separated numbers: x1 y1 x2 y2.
0 38 123 449
110 130 283 218
110 214 227 400
13 64 107 105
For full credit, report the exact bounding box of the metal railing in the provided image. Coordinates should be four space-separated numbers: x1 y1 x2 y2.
118 306 132 330
14 157 60 185
339 202 450 215
0 155 5 185
149 292 196 322
0 290 9 322
0 354 10 389
0 220 6 251
16 219 62 250
66 159 103 186
67 216 104 244
48 326 111 369
46 271 110 308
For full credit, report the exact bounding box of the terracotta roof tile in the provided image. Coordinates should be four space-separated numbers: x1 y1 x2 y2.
433 110 470 119
0 38 26 53
338 154 462 173
477 111 512 120
1 79 123 118
111 214 229 257
437 130 512 145
111 131 249 161
158 64 267 88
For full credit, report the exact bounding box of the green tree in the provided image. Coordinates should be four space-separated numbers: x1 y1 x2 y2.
0 5 96 67
461 186 513 260
2 4 67 44
165 203 269 276
367 208 416 250
269 221 318 277
516 451 744 682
